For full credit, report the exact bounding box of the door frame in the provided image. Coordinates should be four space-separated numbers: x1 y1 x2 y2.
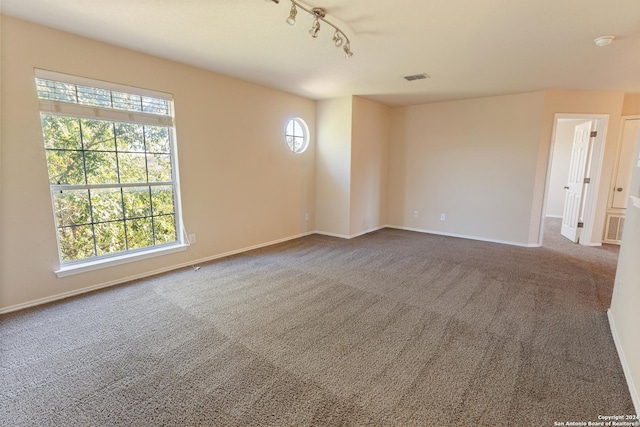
539 113 610 246
608 115 640 209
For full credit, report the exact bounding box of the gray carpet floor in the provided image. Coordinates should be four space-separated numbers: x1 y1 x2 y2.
0 219 635 426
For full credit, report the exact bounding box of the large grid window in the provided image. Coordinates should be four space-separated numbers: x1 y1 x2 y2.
35 71 183 267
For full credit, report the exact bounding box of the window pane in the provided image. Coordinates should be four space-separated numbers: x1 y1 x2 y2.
147 154 172 182
123 187 151 219
144 126 170 153
293 120 303 137
58 225 95 262
84 151 118 184
142 97 169 115
90 188 124 223
77 85 111 108
126 218 153 249
46 150 85 185
41 115 81 150
95 221 126 256
53 190 91 226
36 79 76 103
81 119 115 151
287 136 305 152
115 123 145 152
112 92 142 112
118 153 148 183
153 215 176 245
151 186 175 215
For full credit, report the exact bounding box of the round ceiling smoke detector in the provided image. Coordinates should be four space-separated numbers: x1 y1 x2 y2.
594 35 615 47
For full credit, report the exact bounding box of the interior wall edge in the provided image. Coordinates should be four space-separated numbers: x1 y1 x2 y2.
608 309 640 416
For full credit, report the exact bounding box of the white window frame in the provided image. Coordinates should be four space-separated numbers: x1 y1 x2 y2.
35 69 188 277
285 117 310 153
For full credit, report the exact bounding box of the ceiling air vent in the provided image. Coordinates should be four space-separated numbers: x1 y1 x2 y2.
403 73 430 81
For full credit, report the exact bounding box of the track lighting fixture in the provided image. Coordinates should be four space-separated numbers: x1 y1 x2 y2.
268 0 354 58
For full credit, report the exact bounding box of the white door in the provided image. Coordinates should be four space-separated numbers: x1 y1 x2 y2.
561 121 593 242
612 118 640 208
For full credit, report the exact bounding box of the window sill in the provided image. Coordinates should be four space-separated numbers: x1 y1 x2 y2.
54 243 189 278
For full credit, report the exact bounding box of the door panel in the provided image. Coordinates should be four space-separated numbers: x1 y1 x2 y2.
561 121 592 242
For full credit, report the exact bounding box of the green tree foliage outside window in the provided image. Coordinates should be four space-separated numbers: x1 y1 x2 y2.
37 76 180 264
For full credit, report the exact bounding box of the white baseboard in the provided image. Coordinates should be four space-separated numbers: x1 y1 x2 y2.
314 231 351 239
315 226 386 240
0 231 315 315
386 225 539 248
608 309 640 416
350 226 386 239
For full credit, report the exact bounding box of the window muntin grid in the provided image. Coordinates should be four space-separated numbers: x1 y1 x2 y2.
36 74 181 265
35 78 171 115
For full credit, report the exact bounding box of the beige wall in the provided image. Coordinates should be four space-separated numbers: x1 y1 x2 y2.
316 96 391 238
387 90 625 247
610 131 640 413
350 96 390 236
315 97 352 237
622 93 640 116
388 92 546 245
546 119 590 218
535 91 625 244
0 16 316 310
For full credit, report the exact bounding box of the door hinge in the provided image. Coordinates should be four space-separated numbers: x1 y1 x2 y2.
584 177 591 184
577 222 584 228
590 131 598 137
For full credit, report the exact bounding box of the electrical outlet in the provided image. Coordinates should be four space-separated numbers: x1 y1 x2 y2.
305 212 309 221
188 233 196 244
440 213 446 221
413 211 419 218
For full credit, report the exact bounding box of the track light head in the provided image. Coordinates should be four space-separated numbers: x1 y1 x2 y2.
286 3 297 25
309 8 324 39
332 31 344 47
309 18 320 38
343 43 353 59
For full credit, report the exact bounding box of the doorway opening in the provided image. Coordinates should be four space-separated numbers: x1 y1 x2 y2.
540 114 610 246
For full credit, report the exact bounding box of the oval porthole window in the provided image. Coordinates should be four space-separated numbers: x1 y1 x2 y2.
285 118 309 153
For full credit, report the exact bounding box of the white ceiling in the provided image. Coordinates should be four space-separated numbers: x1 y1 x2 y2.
2 0 639 106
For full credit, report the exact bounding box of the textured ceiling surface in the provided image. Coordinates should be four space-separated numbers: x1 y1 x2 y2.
2 0 639 106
